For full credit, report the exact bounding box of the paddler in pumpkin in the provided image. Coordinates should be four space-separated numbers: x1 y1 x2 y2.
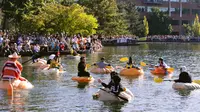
155 57 169 74
126 57 139 69
98 72 124 95
1 52 26 81
77 56 90 77
48 56 62 70
174 66 192 83
94 57 111 68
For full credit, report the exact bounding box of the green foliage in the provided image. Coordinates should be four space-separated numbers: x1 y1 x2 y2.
143 16 149 37
78 0 129 35
117 0 142 36
192 14 200 36
168 24 173 35
2 0 141 36
22 3 98 35
183 24 192 36
1 0 29 29
183 15 200 36
148 7 172 35
63 4 98 35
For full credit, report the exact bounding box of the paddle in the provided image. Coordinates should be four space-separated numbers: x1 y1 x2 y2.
119 57 129 62
140 62 175 72
22 53 41 64
154 77 200 84
86 64 92 68
100 88 128 102
22 58 33 64
154 77 173 83
86 64 112 69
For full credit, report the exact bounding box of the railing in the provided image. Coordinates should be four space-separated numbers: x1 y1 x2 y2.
143 0 163 4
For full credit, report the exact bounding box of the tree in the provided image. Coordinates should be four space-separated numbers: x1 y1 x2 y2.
117 0 143 36
1 0 59 30
1 0 29 30
192 14 200 36
143 16 149 37
183 24 192 36
78 0 129 35
62 4 98 35
148 7 172 35
22 3 98 35
60 0 76 6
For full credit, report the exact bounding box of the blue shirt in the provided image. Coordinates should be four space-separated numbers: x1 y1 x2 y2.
97 61 108 68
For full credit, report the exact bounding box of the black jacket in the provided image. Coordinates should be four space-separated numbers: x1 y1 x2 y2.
78 62 90 77
174 72 192 83
101 81 124 95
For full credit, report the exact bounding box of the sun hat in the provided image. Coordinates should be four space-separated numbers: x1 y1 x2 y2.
49 54 56 60
8 52 21 58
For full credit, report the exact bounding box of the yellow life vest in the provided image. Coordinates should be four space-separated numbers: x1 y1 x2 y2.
50 60 60 68
126 64 132 68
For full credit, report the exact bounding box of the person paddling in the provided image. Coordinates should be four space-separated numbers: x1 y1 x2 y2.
78 56 90 77
1 52 26 81
47 54 56 64
32 52 41 63
155 57 169 74
98 71 124 95
48 56 62 70
126 57 139 69
95 57 110 68
174 66 192 83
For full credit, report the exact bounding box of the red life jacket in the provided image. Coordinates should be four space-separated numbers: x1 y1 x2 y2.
2 61 21 79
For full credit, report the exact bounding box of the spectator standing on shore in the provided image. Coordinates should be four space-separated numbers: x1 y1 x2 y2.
33 44 40 53
0 35 3 51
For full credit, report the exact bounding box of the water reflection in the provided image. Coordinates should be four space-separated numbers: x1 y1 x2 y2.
175 90 192 96
102 101 126 112
77 83 89 89
1 43 200 111
0 89 31 112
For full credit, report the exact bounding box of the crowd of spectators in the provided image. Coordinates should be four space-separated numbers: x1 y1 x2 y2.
101 35 138 45
0 31 102 57
146 35 200 42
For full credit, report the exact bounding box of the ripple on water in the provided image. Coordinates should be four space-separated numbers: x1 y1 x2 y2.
1 43 200 111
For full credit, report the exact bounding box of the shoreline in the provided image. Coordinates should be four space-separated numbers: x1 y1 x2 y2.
137 40 200 43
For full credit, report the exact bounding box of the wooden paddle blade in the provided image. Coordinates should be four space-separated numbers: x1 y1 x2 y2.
140 62 147 66
193 80 200 84
167 68 174 72
106 66 112 69
86 64 91 68
154 77 163 83
120 57 129 62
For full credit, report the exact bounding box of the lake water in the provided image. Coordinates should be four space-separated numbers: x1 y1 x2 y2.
1 42 200 112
